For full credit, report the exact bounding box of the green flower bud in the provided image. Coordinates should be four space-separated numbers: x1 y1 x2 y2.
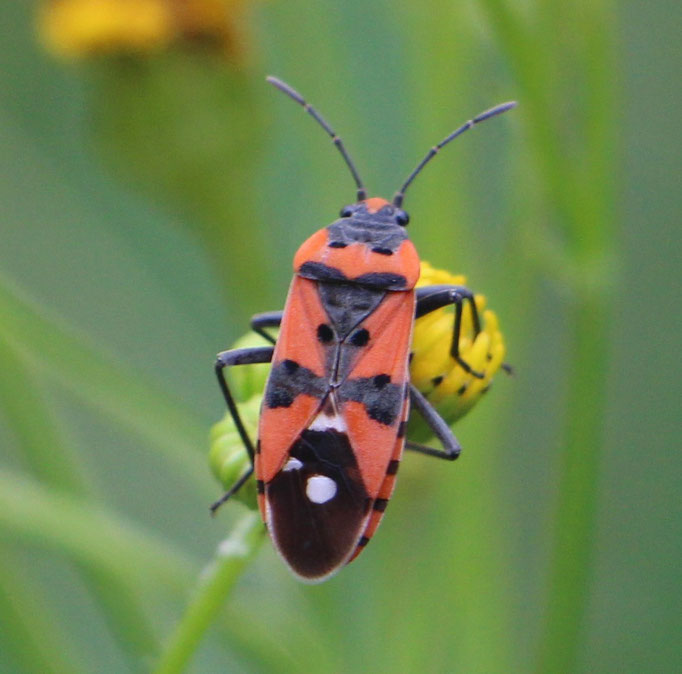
209 394 260 510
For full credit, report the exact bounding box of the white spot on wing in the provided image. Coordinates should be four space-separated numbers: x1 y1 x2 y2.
306 475 337 504
283 457 303 472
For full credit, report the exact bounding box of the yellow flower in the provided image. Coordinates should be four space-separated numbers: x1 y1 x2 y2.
411 261 506 428
38 0 244 59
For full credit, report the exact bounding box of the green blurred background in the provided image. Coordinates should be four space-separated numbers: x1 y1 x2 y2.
0 1 679 673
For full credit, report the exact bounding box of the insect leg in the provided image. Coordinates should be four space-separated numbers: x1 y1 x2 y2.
211 345 274 513
415 284 484 379
250 311 283 344
405 384 462 461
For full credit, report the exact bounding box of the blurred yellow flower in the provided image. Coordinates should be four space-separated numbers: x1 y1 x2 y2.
39 0 245 59
411 261 506 425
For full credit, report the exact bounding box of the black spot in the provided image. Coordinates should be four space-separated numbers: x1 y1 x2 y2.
256 480 265 494
371 247 394 256
317 323 334 343
283 359 300 374
397 421 407 438
486 353 493 361
409 352 414 363
457 385 467 396
373 374 391 389
431 375 444 387
386 459 400 475
358 536 370 547
328 241 347 248
373 498 389 512
255 440 261 455
350 328 370 347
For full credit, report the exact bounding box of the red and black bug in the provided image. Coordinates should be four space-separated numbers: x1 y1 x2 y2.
212 76 515 582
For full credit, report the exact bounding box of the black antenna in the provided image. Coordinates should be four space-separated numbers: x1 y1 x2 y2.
267 76 367 201
393 101 517 208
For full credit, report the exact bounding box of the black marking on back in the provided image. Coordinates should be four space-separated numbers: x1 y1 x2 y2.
386 459 400 475
371 247 394 256
318 282 385 338
328 241 347 248
358 536 370 547
397 421 407 438
354 272 408 290
432 375 444 387
327 209 408 253
264 360 326 408
256 480 265 494
267 429 369 580
298 261 348 282
340 376 403 426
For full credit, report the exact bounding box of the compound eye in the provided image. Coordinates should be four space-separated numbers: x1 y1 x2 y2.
396 209 410 226
339 205 354 218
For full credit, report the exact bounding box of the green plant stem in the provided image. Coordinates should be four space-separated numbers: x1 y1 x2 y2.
479 1 618 670
535 288 612 673
0 469 196 591
0 335 159 666
154 511 265 674
0 271 211 491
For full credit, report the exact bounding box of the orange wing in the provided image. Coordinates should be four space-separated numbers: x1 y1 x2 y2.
257 276 328 486
337 289 415 499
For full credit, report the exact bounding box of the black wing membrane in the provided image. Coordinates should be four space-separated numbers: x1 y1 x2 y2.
267 424 370 582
